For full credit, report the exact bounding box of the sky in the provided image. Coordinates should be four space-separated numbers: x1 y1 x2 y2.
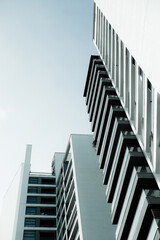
0 0 97 212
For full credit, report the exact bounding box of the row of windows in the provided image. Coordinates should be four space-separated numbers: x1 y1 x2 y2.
26 207 56 215
29 177 56 185
24 218 56 227
27 196 56 204
28 187 56 194
23 231 56 240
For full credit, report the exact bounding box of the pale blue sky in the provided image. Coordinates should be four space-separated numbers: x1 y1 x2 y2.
0 0 97 211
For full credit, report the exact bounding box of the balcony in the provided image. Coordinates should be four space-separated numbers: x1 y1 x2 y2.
106 131 139 203
128 190 160 240
91 78 112 131
111 146 147 224
99 105 126 169
89 78 112 122
116 166 158 240
103 117 131 185
96 94 122 155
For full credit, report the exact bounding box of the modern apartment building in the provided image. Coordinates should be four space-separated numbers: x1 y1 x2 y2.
84 56 160 239
54 134 115 240
83 1 160 238
92 0 160 180
0 145 56 240
24 172 56 240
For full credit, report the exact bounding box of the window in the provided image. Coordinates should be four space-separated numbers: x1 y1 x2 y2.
40 208 56 215
40 219 56 227
29 178 38 184
40 232 56 240
26 207 37 215
41 197 56 204
28 187 38 193
24 219 36 227
27 196 38 204
41 188 56 194
41 178 55 185
23 231 35 240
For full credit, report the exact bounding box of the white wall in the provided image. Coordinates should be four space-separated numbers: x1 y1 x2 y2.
70 134 115 240
0 145 32 240
54 152 65 181
95 0 160 93
0 163 24 240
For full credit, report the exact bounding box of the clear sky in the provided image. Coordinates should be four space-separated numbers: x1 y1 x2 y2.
0 0 97 212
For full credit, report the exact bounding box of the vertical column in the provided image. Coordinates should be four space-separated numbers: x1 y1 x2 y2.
108 24 112 75
112 29 115 82
130 57 136 123
120 41 124 102
116 35 120 90
155 92 160 173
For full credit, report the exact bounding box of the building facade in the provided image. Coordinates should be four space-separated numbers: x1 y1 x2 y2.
0 145 57 240
54 134 115 240
84 55 160 239
82 2 160 237
92 0 160 184
24 172 56 240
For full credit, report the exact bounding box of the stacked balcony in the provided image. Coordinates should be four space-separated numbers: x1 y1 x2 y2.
23 173 56 240
56 158 79 240
84 56 160 240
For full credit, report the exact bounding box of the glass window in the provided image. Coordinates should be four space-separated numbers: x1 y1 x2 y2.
29 178 38 184
27 196 38 204
28 187 38 193
23 231 35 240
24 219 36 227
26 207 36 215
41 178 55 185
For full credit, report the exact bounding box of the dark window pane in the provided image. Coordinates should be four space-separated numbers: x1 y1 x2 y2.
27 196 38 204
41 178 55 185
29 178 38 184
23 231 35 240
28 187 38 193
24 219 36 227
26 207 36 215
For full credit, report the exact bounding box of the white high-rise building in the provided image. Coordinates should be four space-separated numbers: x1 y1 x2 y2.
0 145 56 240
84 55 160 239
83 1 160 237
92 0 160 184
54 134 115 240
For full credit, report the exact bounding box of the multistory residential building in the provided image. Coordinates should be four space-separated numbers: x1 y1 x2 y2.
84 55 160 239
82 1 160 238
54 134 115 240
24 172 56 240
92 0 160 183
0 145 56 240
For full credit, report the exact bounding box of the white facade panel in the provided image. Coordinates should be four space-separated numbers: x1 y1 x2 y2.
0 145 31 240
70 134 115 240
0 163 24 240
95 0 160 93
